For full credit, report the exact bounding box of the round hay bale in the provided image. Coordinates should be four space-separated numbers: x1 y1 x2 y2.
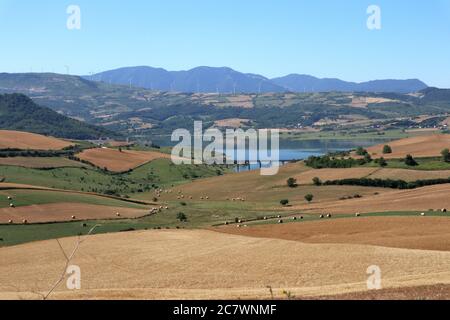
421 212 426 216
9 203 14 208
7 196 12 200
292 217 297 221
116 212 121 217
237 224 241 228
327 214 332 218
22 219 28 224
71 215 76 220
277 215 282 219
355 213 361 217
263 216 267 220
278 219 283 224
8 219 13 224
300 216 304 220
441 208 447 213
319 214 324 219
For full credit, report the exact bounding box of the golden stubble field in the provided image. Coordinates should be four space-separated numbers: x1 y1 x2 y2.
1 229 450 300
76 148 170 172
0 130 73 150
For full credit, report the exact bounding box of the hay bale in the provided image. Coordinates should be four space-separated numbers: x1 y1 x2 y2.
71 215 76 220
319 214 324 219
326 214 332 218
116 212 121 217
292 217 297 221
355 213 361 217
421 212 426 216
22 219 28 224
9 203 14 208
8 219 13 224
278 219 283 224
7 196 12 200
441 208 447 213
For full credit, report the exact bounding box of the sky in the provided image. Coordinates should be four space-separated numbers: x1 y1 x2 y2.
0 0 449 87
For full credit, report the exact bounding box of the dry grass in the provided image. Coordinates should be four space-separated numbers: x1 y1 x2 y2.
1 229 450 300
76 148 170 172
365 134 450 159
0 130 73 150
217 216 450 251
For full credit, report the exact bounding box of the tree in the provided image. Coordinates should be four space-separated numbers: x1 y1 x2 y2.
382 145 392 154
177 212 187 222
378 157 387 167
356 147 368 156
305 194 314 203
404 154 418 166
280 199 289 206
287 177 297 188
364 153 372 163
312 177 322 186
442 148 450 162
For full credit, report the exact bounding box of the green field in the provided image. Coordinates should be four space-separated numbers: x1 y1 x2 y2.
0 158 230 196
365 157 450 171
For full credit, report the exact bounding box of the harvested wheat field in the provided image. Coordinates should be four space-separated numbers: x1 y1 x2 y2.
0 157 86 169
365 134 450 159
0 130 73 150
76 148 170 172
217 217 450 251
311 284 450 300
1 229 450 300
286 184 450 214
0 203 150 224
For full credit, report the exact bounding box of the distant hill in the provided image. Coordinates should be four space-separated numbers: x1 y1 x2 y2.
271 74 428 94
87 66 285 93
0 93 117 140
88 66 428 94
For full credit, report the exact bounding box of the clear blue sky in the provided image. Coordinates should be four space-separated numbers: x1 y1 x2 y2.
1 0 449 87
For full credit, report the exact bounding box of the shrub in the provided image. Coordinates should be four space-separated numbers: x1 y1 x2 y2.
287 177 298 188
404 154 418 166
177 212 187 222
442 148 450 162
312 177 322 186
356 147 368 156
305 194 314 203
378 157 387 167
383 145 392 154
280 199 289 206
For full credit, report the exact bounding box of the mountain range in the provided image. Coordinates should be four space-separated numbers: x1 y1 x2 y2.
87 66 428 94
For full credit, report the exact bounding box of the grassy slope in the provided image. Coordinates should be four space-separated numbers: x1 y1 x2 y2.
0 158 229 195
0 189 148 209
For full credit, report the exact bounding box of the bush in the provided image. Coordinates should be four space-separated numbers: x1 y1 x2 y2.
280 199 289 206
305 194 314 203
383 145 392 154
312 177 322 186
287 177 297 188
177 212 187 222
356 147 368 156
442 148 450 162
378 157 387 167
404 154 418 166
